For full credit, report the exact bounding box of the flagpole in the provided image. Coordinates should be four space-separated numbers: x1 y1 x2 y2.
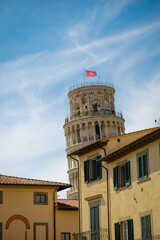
84 69 86 85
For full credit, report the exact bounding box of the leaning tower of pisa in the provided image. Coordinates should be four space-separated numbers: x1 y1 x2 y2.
63 80 125 199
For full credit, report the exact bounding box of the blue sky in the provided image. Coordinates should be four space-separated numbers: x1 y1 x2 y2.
0 0 160 197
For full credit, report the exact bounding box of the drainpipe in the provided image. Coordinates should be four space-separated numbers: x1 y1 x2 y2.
99 147 110 240
53 187 58 240
69 155 80 235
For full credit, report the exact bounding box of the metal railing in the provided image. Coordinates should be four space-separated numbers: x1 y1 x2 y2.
65 108 123 123
135 236 160 240
73 229 108 240
69 81 114 92
73 232 160 240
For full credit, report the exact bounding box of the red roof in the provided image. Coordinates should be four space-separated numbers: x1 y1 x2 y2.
0 174 71 191
57 199 78 210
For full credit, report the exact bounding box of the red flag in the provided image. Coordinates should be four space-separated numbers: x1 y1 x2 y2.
86 70 97 77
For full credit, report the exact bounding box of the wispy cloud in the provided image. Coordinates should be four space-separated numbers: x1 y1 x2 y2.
0 1 160 197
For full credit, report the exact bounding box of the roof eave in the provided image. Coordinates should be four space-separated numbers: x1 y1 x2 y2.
101 128 160 163
68 139 109 157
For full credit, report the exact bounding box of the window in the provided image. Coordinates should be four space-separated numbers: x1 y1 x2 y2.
115 219 134 240
137 152 148 181
61 233 70 240
34 192 48 205
113 161 130 190
90 205 99 240
84 155 102 183
93 104 99 112
141 214 152 239
0 191 3 204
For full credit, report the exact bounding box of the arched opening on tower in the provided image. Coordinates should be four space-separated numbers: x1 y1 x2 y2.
76 124 81 143
101 121 106 138
95 124 100 140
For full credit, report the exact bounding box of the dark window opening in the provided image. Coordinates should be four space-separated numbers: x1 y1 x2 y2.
95 125 100 140
93 104 99 112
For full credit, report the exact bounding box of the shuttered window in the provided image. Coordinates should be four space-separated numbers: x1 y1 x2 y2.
84 156 102 183
113 161 131 190
115 219 134 240
138 153 148 181
90 205 99 240
141 215 151 239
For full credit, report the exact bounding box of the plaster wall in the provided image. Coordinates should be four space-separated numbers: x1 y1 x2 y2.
107 139 160 239
0 186 56 240
56 209 79 240
78 136 160 239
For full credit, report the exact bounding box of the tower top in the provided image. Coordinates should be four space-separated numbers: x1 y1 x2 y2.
68 80 114 93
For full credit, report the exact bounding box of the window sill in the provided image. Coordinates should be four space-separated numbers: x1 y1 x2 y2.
116 185 130 192
136 177 151 184
87 178 102 184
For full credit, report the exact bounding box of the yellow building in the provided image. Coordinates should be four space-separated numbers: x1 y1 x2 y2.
69 127 160 240
56 199 79 240
0 174 72 240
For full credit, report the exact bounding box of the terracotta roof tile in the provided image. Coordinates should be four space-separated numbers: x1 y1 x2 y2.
0 175 71 191
57 199 78 210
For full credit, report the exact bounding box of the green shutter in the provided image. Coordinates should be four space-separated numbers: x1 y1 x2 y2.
141 215 151 239
143 153 148 178
90 207 94 232
113 167 118 190
115 222 120 240
125 161 131 186
90 206 99 232
138 153 148 181
146 215 151 238
97 161 102 180
94 206 99 231
84 160 89 183
138 156 143 179
0 223 2 240
128 219 134 240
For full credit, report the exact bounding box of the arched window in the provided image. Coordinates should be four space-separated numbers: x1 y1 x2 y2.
95 125 100 140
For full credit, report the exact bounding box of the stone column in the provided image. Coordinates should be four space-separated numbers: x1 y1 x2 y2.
93 123 96 141
99 122 102 139
75 128 78 144
71 129 74 145
86 124 89 142
105 123 108 137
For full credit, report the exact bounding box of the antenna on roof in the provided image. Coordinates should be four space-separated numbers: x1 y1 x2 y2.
155 119 160 126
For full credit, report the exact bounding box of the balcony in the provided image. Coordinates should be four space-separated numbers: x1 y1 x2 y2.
65 108 123 123
69 81 114 92
73 232 160 240
73 229 108 240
